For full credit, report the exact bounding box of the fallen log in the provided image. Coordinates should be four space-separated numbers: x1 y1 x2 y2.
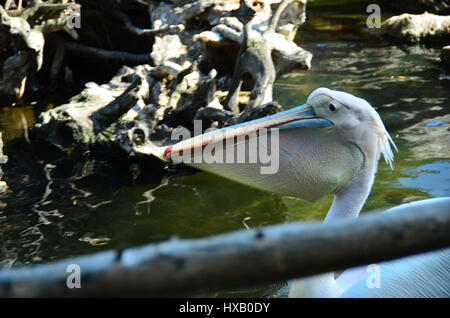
0 198 448 297
382 12 450 43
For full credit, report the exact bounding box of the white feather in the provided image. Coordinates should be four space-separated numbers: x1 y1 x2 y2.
308 87 398 169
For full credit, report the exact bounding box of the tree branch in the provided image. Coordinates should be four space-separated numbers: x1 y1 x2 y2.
56 35 154 64
0 199 448 297
110 10 184 37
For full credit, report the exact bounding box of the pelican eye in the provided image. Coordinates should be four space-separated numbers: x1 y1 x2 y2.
329 103 337 112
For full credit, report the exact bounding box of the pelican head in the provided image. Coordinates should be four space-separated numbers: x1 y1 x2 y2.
307 88 396 169
164 87 396 205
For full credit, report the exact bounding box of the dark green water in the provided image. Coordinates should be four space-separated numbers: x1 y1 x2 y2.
0 1 449 297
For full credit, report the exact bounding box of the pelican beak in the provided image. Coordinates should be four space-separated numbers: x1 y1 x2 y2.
259 103 334 130
164 103 364 203
164 104 332 159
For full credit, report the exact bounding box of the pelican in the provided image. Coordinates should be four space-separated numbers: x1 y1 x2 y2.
162 87 450 297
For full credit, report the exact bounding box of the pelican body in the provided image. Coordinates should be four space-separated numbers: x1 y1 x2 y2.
163 87 450 297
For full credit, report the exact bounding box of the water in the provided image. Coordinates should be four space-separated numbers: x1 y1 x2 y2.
0 2 449 297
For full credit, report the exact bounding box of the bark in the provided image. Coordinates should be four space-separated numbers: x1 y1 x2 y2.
196 0 312 118
31 64 152 153
0 199 448 297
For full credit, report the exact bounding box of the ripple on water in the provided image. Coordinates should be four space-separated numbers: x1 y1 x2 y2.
398 161 450 198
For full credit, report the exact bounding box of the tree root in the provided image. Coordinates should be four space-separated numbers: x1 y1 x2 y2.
0 2 79 101
29 0 312 163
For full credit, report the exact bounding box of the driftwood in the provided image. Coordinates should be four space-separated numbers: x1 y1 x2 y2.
31 65 152 154
0 1 80 101
0 199 448 297
29 0 312 162
199 0 312 118
382 12 450 43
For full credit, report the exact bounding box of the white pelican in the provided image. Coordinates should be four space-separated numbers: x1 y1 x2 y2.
163 87 450 297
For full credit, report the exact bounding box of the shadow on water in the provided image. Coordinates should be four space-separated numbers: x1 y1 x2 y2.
0 0 449 297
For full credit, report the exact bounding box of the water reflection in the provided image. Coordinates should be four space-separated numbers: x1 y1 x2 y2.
399 114 450 160
398 161 450 198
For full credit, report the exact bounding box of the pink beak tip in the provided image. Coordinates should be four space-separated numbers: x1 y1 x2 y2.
163 145 173 160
